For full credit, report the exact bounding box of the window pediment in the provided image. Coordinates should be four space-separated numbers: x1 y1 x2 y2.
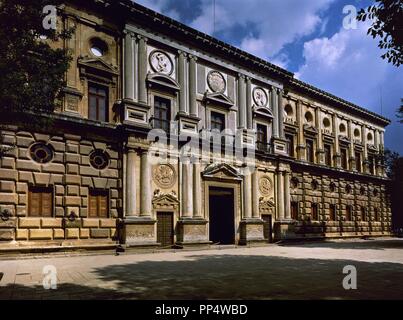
202 163 242 181
78 57 118 84
147 73 180 92
203 92 234 108
253 106 273 119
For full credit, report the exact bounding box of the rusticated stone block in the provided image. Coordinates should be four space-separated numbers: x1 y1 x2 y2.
100 169 118 178
64 196 81 206
82 218 99 228
67 164 79 174
0 217 16 228
18 194 27 205
55 207 64 217
0 229 15 240
19 171 33 183
16 205 27 216
67 185 79 196
100 219 116 228
16 160 41 172
33 173 51 185
48 141 65 152
16 136 34 147
93 178 108 189
0 181 15 193
0 169 18 181
66 228 79 239
16 182 28 194
19 218 41 228
1 157 15 169
41 218 63 228
64 174 81 185
65 153 80 164
42 163 65 174
80 166 99 176
16 229 28 240
0 193 17 204
90 228 109 238
80 228 90 238
53 229 65 239
29 229 52 240
55 185 64 195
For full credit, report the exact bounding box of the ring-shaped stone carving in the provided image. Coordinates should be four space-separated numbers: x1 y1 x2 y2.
149 50 174 75
253 87 268 107
207 70 226 93
259 176 273 196
153 164 176 189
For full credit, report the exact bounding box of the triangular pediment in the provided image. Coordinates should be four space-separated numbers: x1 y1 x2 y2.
303 124 318 134
152 190 179 209
78 57 118 75
339 135 350 144
147 73 180 92
203 92 234 108
202 163 242 180
253 106 273 119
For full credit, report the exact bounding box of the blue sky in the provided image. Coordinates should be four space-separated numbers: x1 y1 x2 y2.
136 0 403 154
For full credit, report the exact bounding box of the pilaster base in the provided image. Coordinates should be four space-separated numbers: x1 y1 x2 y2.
273 219 297 241
121 216 157 247
239 219 265 245
272 137 288 156
177 218 210 244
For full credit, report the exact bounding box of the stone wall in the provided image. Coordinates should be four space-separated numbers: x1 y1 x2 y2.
0 125 122 244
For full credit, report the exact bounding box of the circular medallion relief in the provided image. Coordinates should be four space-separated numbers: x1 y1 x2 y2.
259 176 273 196
153 164 176 189
30 143 54 164
89 150 110 170
207 70 226 93
149 50 173 75
253 87 268 107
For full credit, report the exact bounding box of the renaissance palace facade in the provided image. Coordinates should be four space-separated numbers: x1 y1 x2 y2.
0 0 392 250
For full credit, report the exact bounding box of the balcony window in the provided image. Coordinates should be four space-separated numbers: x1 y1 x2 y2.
324 144 332 166
153 96 171 132
256 124 269 152
285 134 294 157
88 84 108 122
341 148 348 169
306 139 314 163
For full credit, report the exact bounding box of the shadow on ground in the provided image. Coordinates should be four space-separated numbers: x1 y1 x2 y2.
1 253 403 300
278 239 403 250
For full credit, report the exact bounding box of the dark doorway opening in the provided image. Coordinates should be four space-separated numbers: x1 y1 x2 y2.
157 212 174 247
209 187 235 245
262 214 272 243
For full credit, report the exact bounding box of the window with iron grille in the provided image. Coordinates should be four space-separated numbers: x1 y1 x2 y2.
28 186 53 217
285 134 294 157
324 144 332 166
88 83 108 122
306 139 314 163
211 111 225 132
154 96 171 132
256 124 268 152
89 189 109 218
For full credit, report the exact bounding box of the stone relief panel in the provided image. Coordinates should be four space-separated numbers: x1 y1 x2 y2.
147 46 176 79
152 164 177 189
252 87 269 108
205 68 228 95
259 176 273 197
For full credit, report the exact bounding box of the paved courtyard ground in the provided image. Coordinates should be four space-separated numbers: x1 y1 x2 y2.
1 238 403 300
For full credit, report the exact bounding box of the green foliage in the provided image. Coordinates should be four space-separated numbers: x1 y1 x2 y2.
382 148 400 179
0 0 73 115
397 98 403 123
357 0 403 67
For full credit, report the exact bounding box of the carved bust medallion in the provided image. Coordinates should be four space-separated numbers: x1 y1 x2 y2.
259 176 272 196
253 87 268 107
149 50 173 75
153 164 176 188
207 70 226 93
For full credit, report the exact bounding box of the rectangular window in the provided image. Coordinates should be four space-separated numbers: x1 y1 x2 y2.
341 148 348 169
28 186 53 217
256 124 268 152
89 189 109 218
89 84 108 122
286 134 294 157
355 152 362 172
329 204 336 221
346 205 352 221
154 96 171 132
368 155 375 175
211 111 225 132
291 202 298 220
374 208 379 221
306 139 314 163
324 144 332 166
361 207 367 221
312 203 318 220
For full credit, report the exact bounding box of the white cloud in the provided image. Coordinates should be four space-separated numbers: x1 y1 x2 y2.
135 0 180 20
298 22 403 153
190 0 335 63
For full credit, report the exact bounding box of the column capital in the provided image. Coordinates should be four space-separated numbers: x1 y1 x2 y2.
178 50 187 57
237 73 245 80
188 54 198 62
136 34 148 42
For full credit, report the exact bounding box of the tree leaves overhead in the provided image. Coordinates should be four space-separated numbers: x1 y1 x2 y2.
357 0 403 67
397 98 403 123
0 0 73 115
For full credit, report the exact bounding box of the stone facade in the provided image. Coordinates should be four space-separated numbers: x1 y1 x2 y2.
0 0 392 250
